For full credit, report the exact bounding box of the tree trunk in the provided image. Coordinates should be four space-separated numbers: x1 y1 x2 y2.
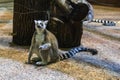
48 20 83 48
47 1 89 48
13 0 88 48
13 0 50 45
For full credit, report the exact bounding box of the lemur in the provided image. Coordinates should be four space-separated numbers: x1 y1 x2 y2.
27 19 97 66
64 0 116 26
89 19 116 26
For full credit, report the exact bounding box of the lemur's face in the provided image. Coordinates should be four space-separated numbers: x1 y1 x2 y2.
34 20 48 29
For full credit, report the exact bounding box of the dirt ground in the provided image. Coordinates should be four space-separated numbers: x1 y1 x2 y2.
0 1 120 80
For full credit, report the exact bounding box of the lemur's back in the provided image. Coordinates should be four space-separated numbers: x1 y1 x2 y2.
45 30 58 48
44 30 60 62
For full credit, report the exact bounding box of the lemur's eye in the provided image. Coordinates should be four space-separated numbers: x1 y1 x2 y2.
40 23 43 26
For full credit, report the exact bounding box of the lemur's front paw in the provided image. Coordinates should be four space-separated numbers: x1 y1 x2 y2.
39 43 51 50
35 61 47 66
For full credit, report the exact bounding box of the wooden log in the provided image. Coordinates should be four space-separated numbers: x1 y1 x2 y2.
48 20 83 48
13 0 50 45
47 0 89 48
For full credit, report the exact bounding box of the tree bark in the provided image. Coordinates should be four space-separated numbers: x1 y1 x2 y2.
47 1 89 48
13 0 50 45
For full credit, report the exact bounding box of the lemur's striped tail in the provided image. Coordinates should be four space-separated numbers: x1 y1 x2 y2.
59 46 98 60
92 19 116 26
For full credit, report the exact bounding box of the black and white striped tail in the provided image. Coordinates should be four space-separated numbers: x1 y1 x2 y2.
92 19 116 26
59 46 98 60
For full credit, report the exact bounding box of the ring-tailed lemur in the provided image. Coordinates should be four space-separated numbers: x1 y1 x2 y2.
27 19 97 66
66 0 116 26
90 19 116 26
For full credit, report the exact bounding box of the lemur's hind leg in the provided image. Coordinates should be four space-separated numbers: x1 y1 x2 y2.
35 53 50 66
27 33 36 64
27 44 34 64
35 43 52 66
31 57 41 64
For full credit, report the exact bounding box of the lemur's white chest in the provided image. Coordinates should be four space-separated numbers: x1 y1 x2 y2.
35 34 45 45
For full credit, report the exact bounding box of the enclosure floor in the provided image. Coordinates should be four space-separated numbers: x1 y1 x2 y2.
0 1 120 80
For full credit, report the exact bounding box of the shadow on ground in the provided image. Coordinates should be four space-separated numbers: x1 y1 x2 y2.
73 54 120 74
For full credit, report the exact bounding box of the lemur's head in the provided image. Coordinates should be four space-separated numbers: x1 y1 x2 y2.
34 20 48 33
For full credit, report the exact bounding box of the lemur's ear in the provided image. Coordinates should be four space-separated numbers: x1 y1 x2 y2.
44 20 48 24
34 20 37 23
43 20 48 29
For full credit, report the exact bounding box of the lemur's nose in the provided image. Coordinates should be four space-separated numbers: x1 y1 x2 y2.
37 25 41 28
